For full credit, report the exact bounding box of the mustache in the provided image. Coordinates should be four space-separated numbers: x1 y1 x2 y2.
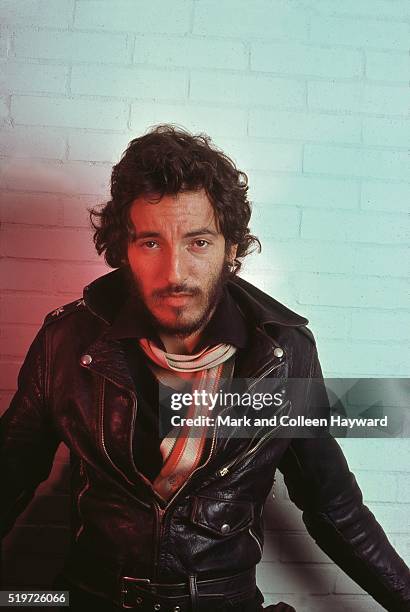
152 284 202 299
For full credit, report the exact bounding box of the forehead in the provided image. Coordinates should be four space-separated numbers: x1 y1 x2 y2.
129 189 220 232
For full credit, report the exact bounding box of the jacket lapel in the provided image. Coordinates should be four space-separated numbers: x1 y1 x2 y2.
81 331 146 487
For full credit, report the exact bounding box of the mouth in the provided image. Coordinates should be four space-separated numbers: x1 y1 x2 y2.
160 294 195 306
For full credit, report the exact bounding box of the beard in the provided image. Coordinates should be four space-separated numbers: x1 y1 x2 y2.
125 259 232 339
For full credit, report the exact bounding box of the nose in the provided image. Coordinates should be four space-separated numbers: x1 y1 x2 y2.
163 246 187 286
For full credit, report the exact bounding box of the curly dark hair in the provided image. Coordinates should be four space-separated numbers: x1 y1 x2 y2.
90 124 260 273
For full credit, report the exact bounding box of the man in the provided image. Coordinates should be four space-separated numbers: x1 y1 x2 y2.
1 125 409 612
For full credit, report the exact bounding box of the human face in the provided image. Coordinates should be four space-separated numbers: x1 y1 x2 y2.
127 190 237 338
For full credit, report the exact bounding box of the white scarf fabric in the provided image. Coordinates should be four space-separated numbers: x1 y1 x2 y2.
139 338 236 500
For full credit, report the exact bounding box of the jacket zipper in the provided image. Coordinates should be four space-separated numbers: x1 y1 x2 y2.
99 378 138 489
217 399 290 478
75 459 90 542
95 375 164 506
248 528 263 556
150 408 220 582
249 502 265 557
153 503 165 581
159 357 280 512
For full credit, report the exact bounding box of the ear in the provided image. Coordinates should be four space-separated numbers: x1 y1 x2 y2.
228 243 238 265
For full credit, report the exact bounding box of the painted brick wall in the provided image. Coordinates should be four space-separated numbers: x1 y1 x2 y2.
0 1 409 609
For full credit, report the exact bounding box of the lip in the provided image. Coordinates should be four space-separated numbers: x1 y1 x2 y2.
161 294 194 306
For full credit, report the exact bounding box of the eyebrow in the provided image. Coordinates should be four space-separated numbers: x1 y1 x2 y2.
133 228 219 240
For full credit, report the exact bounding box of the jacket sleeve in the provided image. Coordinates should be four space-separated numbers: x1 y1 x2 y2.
278 346 410 612
0 326 60 538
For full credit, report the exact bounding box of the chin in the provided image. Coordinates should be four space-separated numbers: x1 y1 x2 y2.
159 320 200 336
156 314 204 336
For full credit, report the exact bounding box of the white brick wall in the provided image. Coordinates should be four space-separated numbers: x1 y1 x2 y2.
0 0 409 608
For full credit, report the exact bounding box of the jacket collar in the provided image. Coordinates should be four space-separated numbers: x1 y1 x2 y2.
226 275 308 329
82 267 308 391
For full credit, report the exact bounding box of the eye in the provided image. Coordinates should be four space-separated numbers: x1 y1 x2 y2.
142 240 159 249
193 239 209 249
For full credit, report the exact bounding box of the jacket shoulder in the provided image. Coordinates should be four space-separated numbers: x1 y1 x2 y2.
270 322 317 354
295 324 316 346
228 277 317 347
42 298 87 327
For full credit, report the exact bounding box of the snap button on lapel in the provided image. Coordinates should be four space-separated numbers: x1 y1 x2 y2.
273 347 284 358
80 354 92 366
221 523 231 534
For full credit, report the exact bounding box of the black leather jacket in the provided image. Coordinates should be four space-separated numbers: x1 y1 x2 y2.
1 269 409 611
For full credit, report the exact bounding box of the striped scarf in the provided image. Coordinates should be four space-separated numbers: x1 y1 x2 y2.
139 339 236 501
